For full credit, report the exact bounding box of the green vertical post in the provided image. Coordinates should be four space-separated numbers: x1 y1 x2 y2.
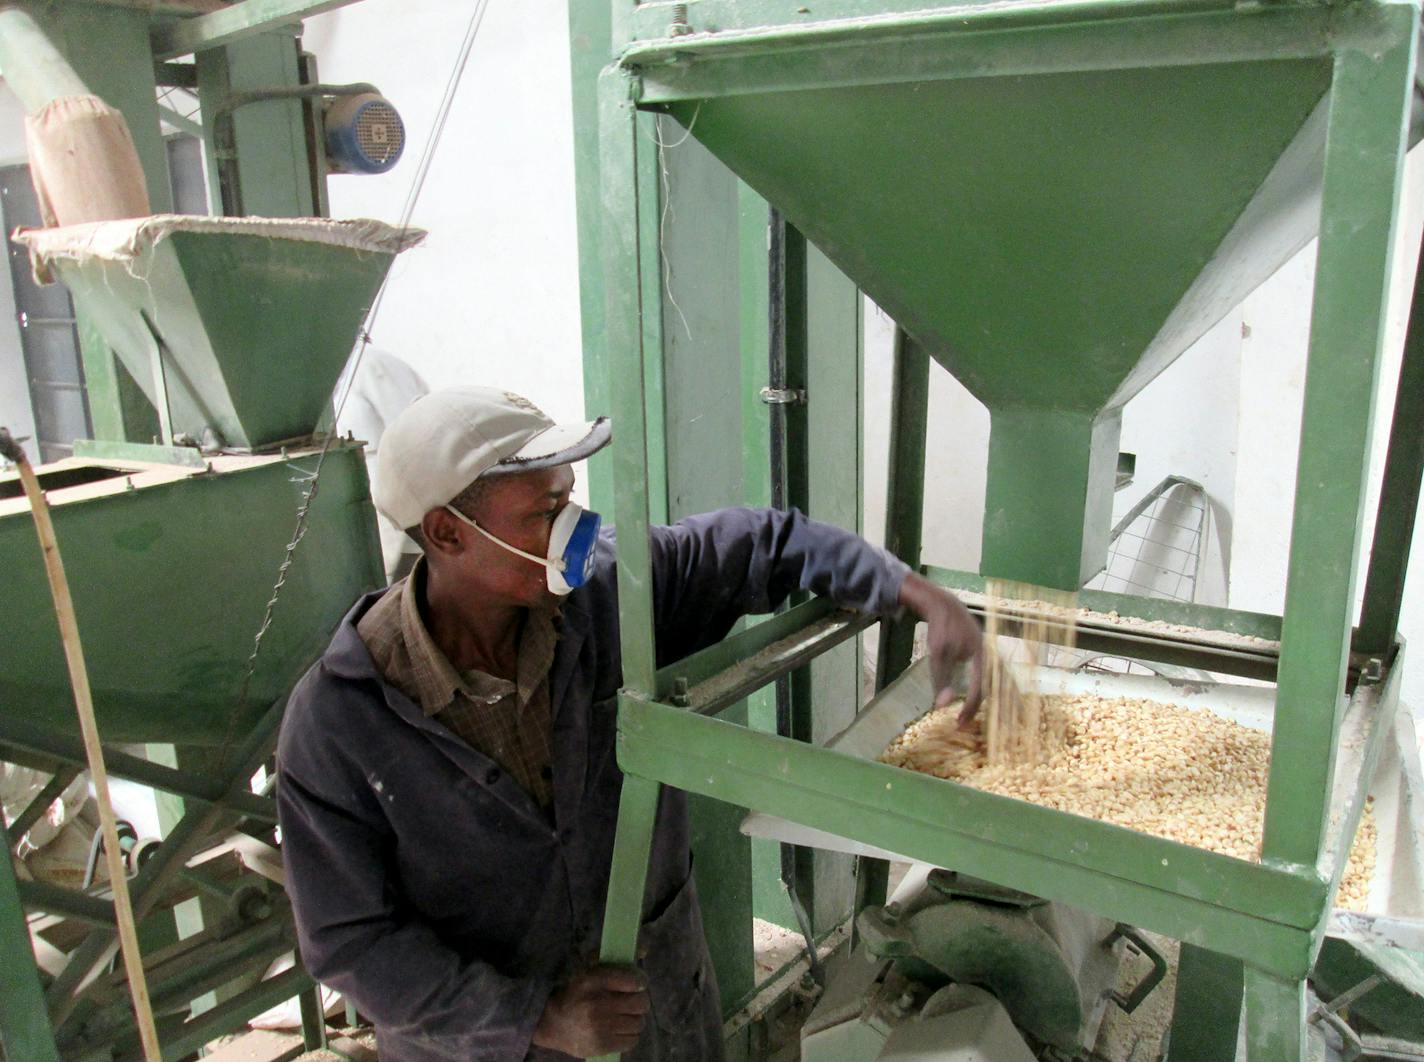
1243 969 1306 1061
800 239 865 933
1357 232 1424 655
599 65 658 698
1263 5 1418 868
1166 945 1243 1062
299 984 327 1051
195 31 315 219
876 326 930 692
75 312 160 444
595 68 661 1059
0 849 61 1062
740 191 798 933
653 111 756 1008
740 188 773 512
568 0 615 510
636 114 670 526
858 325 930 920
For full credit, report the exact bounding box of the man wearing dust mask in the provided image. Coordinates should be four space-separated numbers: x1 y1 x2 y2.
277 386 984 1060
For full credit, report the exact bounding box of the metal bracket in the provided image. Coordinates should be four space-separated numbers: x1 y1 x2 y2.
1106 924 1169 1013
760 386 807 405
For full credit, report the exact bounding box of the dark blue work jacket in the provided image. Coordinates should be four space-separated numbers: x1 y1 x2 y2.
276 508 909 1061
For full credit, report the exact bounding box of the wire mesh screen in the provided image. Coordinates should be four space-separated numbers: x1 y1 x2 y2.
1085 476 1209 603
1064 476 1214 679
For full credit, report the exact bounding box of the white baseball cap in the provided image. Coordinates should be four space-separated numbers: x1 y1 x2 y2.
371 386 611 529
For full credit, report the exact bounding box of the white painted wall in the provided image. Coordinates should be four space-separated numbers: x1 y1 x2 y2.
302 0 586 430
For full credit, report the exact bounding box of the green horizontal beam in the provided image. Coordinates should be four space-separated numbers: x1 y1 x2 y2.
15 880 115 928
147 965 309 1061
630 3 1335 103
0 717 276 823
922 564 1283 640
656 597 841 695
655 598 873 710
617 694 1326 977
627 0 1247 42
151 0 365 61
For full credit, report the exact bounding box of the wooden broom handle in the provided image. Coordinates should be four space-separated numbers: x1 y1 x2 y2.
1 429 161 1062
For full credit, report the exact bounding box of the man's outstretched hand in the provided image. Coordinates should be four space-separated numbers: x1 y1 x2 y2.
532 965 649 1058
897 572 984 727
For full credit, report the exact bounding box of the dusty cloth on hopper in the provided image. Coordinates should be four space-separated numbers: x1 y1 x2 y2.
277 507 912 1061
12 213 427 285
24 95 150 238
357 555 558 808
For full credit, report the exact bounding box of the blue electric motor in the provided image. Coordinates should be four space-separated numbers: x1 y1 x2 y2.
325 93 405 174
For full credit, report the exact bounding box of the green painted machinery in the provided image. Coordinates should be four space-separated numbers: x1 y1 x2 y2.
800 869 1163 1059
2 216 416 746
581 0 1424 1057
0 5 419 1058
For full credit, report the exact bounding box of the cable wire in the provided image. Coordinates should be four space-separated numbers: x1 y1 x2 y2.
226 0 492 763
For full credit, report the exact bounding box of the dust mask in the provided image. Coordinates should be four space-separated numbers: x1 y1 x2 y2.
445 502 601 595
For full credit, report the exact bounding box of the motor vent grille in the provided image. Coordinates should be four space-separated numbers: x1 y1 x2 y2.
354 99 403 165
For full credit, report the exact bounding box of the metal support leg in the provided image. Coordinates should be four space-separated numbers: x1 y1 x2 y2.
298 982 327 1052
1263 4 1420 867
594 63 665 1062
857 326 931 923
0 845 62 1062
594 774 662 1062
1357 226 1424 655
1244 969 1307 1061
1167 945 1243 1062
45 698 286 1032
875 325 930 692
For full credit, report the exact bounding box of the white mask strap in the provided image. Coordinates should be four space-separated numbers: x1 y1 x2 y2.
444 505 565 571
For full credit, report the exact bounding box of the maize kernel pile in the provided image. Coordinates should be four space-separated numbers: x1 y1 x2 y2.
880 692 1377 910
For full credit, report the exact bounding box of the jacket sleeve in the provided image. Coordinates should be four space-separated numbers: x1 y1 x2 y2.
277 686 552 1060
648 506 911 665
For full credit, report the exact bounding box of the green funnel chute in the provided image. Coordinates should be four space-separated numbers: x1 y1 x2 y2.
13 215 425 451
664 57 1333 587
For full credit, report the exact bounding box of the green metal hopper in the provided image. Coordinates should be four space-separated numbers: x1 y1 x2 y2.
2 216 423 744
0 448 381 746
13 216 424 451
632 9 1354 588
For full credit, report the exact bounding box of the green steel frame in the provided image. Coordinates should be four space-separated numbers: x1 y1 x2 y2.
0 696 334 1060
0 5 389 1057
592 1 1423 1057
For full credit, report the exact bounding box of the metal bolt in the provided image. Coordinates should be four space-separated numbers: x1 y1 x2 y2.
237 889 273 922
669 3 692 35
124 476 136 492
671 676 691 707
1362 657 1384 683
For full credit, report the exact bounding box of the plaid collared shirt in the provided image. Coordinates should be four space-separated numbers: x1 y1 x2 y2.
356 557 556 809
